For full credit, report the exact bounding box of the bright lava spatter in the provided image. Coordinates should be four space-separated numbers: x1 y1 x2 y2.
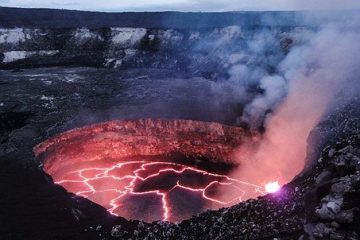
264 181 281 193
55 160 266 222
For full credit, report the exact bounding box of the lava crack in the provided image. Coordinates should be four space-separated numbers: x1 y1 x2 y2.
56 161 265 222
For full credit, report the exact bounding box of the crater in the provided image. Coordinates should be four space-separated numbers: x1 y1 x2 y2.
34 119 265 222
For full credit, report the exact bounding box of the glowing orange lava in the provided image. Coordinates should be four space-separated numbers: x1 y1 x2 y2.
34 119 264 222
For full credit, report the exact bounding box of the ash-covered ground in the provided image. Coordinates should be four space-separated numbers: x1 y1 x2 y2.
0 7 360 240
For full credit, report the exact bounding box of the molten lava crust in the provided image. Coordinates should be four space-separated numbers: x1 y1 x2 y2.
34 119 264 222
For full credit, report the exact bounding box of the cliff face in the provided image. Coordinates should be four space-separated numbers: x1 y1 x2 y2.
34 119 255 169
34 118 256 182
0 26 299 75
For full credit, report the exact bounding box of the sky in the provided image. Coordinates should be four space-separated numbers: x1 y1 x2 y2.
0 0 360 12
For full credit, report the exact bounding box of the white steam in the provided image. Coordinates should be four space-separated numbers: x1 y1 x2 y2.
209 27 293 121
240 75 287 130
232 25 360 186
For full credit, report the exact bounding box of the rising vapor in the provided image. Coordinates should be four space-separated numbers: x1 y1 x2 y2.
231 24 360 187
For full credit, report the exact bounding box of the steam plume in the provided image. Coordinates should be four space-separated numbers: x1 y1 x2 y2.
232 25 360 186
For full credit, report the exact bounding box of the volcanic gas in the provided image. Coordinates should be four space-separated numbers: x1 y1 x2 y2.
34 119 267 222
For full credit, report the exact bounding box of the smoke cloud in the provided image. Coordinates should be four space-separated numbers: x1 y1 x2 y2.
231 24 360 187
195 12 360 193
207 26 293 127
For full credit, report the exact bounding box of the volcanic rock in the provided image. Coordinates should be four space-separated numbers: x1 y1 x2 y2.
34 118 256 170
